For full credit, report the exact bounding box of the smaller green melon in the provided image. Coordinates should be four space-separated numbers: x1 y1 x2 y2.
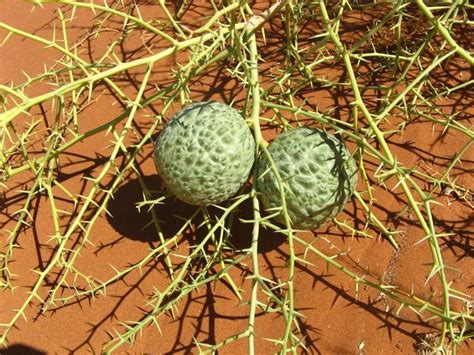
257 127 357 229
154 101 255 206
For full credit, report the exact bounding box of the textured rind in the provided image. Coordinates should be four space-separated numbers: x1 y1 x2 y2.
257 127 357 229
154 101 255 206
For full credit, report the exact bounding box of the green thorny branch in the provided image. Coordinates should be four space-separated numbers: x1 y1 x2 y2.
0 0 472 353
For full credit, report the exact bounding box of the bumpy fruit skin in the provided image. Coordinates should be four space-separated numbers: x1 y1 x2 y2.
257 127 357 229
154 101 255 206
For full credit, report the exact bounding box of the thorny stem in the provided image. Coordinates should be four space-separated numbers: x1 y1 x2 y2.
1 0 472 352
415 0 473 65
102 194 250 353
246 26 262 355
318 0 462 348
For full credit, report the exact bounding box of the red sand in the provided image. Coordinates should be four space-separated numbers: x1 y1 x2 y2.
0 1 472 354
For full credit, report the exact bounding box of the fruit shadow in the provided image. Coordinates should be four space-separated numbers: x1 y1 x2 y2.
224 196 287 254
106 176 286 253
106 175 195 244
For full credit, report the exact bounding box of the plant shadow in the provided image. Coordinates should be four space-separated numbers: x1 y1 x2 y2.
0 344 47 355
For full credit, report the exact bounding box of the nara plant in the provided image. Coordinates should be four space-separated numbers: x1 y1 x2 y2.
0 0 472 353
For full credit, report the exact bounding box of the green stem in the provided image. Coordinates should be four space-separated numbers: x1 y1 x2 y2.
415 0 473 65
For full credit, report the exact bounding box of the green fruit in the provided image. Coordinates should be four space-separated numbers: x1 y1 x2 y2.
257 127 357 229
154 101 255 206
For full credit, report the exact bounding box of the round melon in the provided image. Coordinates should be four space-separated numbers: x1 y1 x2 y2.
154 101 255 206
257 127 357 229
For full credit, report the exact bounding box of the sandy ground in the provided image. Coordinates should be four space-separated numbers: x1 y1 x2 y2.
0 1 472 354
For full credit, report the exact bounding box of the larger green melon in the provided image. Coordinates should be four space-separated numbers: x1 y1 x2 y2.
257 127 357 229
154 101 255 206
